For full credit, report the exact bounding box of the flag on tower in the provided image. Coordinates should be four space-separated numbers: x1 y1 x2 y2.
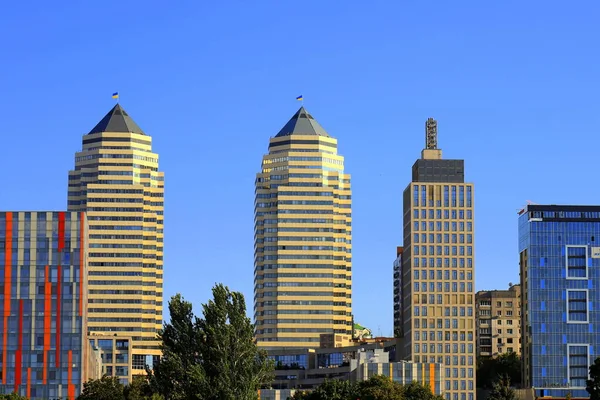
112 92 119 99
296 95 303 101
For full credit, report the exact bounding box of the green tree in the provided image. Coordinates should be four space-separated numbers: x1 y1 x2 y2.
290 379 356 400
487 375 516 400
587 357 600 400
477 353 521 389
125 375 157 400
403 381 444 400
0 393 29 400
149 284 274 400
78 376 125 400
357 375 404 400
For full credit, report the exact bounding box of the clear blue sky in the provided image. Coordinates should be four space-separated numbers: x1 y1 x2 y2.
1 0 599 336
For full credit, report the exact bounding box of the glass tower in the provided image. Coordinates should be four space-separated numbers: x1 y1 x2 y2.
400 118 476 400
0 211 88 400
519 204 600 398
67 104 164 376
254 107 353 348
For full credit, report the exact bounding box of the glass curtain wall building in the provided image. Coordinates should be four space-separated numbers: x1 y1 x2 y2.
0 211 88 400
67 104 164 375
400 118 476 400
254 107 353 348
519 205 600 398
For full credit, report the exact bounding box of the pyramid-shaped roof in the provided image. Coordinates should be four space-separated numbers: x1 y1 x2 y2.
275 107 330 138
88 104 145 135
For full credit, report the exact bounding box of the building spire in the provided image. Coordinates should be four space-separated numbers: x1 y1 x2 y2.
425 117 438 149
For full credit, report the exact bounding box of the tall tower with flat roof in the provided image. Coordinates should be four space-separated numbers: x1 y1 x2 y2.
401 119 476 400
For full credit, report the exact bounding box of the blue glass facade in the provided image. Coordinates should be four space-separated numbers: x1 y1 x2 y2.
519 205 600 398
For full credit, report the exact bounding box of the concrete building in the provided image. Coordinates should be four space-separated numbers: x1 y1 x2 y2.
254 107 352 348
0 211 91 399
399 118 476 400
476 284 521 358
260 335 443 399
67 104 164 376
519 205 600 398
88 335 133 384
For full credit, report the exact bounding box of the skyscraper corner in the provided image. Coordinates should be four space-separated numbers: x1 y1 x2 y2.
254 106 353 348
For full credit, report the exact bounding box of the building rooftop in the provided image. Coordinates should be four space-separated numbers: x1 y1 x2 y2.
88 104 145 135
275 107 330 138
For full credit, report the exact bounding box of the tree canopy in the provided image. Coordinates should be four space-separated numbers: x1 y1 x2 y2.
487 375 516 400
289 375 443 400
477 353 521 389
587 357 600 400
78 375 125 400
0 393 29 400
149 284 274 400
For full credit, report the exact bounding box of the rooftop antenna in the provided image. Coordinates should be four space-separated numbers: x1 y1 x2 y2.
425 118 438 149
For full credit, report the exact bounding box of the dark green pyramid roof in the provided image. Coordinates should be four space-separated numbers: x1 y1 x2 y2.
275 107 330 138
88 104 145 135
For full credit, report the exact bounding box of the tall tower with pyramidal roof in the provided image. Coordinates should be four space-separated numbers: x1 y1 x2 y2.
254 107 353 348
68 104 164 380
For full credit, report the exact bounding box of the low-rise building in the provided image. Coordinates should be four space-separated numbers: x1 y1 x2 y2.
260 335 442 399
475 284 521 358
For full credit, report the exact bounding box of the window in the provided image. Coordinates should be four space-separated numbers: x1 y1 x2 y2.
568 345 589 388
566 245 588 279
506 302 513 307
496 301 502 307
567 290 589 323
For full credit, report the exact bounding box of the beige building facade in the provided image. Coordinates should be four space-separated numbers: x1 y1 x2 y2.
400 118 476 400
254 107 352 348
68 104 164 375
475 284 521 358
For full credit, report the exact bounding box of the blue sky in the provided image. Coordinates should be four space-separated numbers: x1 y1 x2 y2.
1 0 599 335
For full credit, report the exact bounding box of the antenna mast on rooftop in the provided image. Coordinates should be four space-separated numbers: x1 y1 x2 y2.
425 118 438 149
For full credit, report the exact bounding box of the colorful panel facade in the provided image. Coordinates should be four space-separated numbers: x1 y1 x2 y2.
0 211 87 400
519 205 600 398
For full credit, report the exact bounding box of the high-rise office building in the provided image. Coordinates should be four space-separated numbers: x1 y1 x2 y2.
0 211 92 400
400 118 476 400
519 204 600 398
254 107 352 348
67 104 164 377
475 284 521 358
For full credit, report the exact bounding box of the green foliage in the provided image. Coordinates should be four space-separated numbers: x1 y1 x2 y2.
124 375 156 400
587 357 600 400
77 375 125 400
0 393 29 400
288 375 442 400
487 375 516 400
402 380 444 400
149 284 274 400
358 375 404 400
291 379 356 400
477 353 522 389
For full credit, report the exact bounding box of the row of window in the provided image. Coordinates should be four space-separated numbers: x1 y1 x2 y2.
413 257 473 268
413 209 473 220
414 270 472 280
